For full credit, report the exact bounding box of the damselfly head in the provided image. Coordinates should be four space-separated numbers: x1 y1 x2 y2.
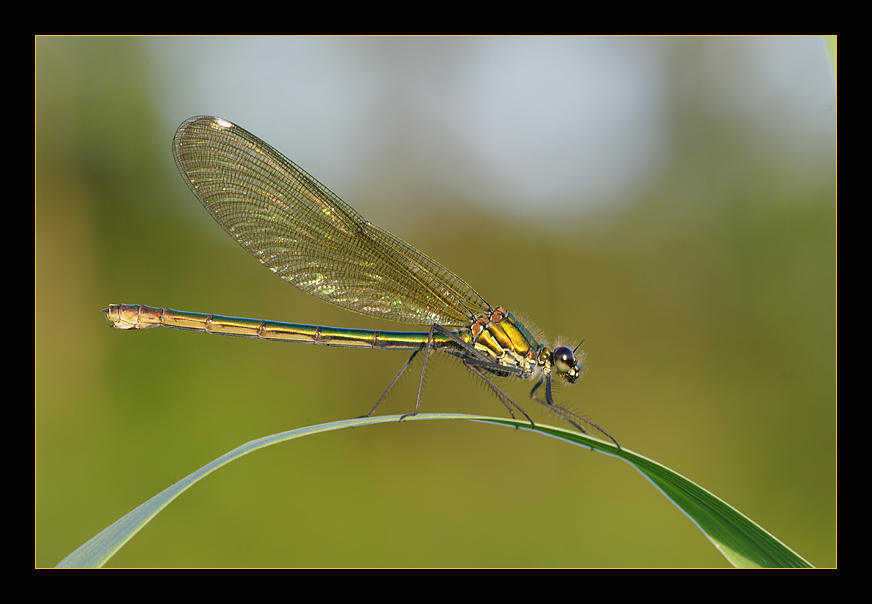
552 343 586 383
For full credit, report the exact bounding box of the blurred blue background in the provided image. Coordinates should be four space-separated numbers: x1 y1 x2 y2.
36 37 836 567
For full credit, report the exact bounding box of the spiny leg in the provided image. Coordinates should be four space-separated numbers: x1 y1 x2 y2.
398 323 439 422
530 374 621 450
428 324 535 427
463 361 536 428
362 348 421 418
530 376 590 434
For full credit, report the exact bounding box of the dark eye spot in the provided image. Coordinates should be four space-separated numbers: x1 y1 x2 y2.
553 346 575 374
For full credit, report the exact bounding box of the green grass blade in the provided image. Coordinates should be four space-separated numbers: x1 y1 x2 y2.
55 414 406 568
56 414 812 568
616 446 813 567
480 419 813 567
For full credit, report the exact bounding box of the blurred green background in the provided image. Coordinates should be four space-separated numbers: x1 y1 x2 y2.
35 37 836 567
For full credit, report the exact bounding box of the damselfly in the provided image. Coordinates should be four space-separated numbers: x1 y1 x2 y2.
104 116 619 449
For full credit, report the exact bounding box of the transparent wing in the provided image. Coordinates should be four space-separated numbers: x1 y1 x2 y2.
172 116 490 326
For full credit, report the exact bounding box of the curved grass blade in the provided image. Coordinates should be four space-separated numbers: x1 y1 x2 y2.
56 414 811 568
485 420 813 568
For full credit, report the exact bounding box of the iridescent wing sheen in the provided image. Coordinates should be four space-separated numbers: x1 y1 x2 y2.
172 116 489 326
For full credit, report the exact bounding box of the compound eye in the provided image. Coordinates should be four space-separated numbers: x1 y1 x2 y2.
553 346 576 374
